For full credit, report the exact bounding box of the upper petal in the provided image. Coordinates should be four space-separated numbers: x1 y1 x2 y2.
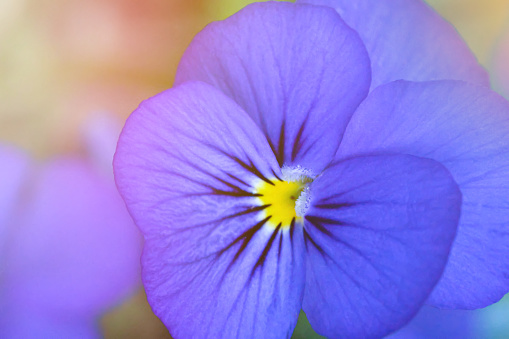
298 0 489 89
301 154 461 338
114 81 305 337
175 2 371 174
337 80 509 309
142 222 306 338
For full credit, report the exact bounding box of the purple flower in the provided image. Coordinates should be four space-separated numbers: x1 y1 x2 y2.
114 1 509 338
0 115 142 337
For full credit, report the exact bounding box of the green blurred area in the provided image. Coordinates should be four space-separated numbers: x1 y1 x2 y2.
292 311 326 339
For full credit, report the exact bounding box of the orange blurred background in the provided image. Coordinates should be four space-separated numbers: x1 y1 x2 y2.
2 0 508 156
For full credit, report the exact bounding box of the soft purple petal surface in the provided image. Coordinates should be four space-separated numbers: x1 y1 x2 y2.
0 305 99 339
338 80 509 309
298 0 488 89
301 155 461 338
175 2 371 174
4 158 141 318
114 82 305 337
388 306 480 339
0 145 31 246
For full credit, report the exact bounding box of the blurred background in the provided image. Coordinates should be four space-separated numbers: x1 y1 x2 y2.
1 0 508 337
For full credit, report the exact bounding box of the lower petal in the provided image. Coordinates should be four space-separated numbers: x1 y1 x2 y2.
143 223 306 338
301 155 461 338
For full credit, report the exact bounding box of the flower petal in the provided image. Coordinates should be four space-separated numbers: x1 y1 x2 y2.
114 81 305 337
0 305 99 339
388 306 481 339
0 145 31 243
4 158 141 318
298 0 489 89
301 155 461 338
143 226 306 338
337 80 509 309
175 2 371 174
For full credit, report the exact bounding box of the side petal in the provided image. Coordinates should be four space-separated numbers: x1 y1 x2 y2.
4 158 142 318
337 80 509 309
114 81 305 337
175 2 371 174
302 155 461 338
298 0 489 89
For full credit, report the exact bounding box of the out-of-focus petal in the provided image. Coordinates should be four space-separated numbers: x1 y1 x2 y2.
301 155 461 338
0 145 31 242
338 80 509 309
4 158 141 318
0 305 99 339
388 306 481 339
114 81 305 337
175 2 371 174
298 0 488 89
80 111 123 177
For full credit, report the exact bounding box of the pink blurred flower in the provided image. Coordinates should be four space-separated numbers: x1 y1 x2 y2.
0 114 142 337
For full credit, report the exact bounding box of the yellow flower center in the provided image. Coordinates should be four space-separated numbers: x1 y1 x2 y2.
256 178 311 228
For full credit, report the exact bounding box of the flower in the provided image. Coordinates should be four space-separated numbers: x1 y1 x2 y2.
0 114 142 337
113 1 509 338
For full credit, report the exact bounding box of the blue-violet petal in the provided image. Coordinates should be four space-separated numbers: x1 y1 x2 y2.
114 81 306 338
175 2 371 174
302 154 461 338
338 80 509 309
298 0 489 89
